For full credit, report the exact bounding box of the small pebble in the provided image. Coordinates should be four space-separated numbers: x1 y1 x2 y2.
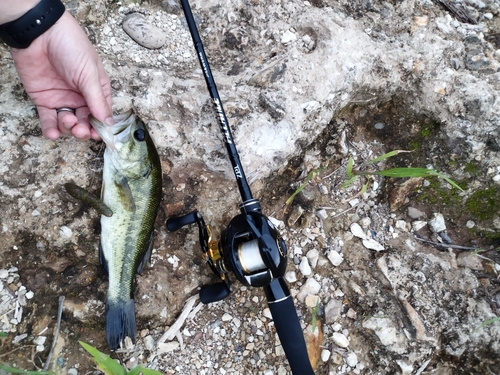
466 220 475 228
362 238 385 252
332 332 349 348
68 368 78 375
316 209 328 221
305 294 320 308
221 313 233 322
297 278 321 302
281 30 297 44
306 249 320 268
285 271 297 283
358 217 371 228
395 220 408 231
346 352 358 367
325 298 343 323
327 250 344 266
59 226 72 238
321 349 331 362
407 207 425 219
299 257 312 276
347 308 357 320
428 213 446 233
412 221 427 231
350 223 367 239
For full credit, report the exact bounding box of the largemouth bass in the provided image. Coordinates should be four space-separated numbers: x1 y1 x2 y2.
89 110 162 349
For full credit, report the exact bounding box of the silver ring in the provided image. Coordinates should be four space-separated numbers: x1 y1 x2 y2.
56 107 76 114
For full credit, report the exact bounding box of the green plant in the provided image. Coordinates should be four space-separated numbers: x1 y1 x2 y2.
286 166 326 205
310 300 320 332
80 342 163 375
0 365 55 375
343 150 463 191
474 317 500 331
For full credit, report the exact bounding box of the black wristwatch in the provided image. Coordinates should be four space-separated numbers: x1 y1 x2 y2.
0 0 65 49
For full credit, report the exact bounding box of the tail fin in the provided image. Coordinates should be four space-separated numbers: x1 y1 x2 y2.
105 299 136 349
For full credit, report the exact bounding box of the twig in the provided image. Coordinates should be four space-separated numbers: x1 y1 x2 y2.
414 236 483 251
330 206 356 219
157 294 199 344
43 296 65 370
415 357 432 375
0 344 36 358
322 165 344 179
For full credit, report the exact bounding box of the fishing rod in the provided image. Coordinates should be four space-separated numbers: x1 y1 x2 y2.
166 1 315 374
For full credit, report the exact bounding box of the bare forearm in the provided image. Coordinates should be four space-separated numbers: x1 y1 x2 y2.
0 0 41 24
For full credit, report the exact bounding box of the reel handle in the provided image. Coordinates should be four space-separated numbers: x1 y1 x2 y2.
200 282 231 304
166 211 199 232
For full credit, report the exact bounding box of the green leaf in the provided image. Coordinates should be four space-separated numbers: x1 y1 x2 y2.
0 365 55 375
128 367 164 375
0 332 7 338
373 167 435 178
368 150 411 164
285 167 326 206
341 176 357 189
79 341 127 375
371 168 463 191
346 157 354 177
310 300 320 333
474 317 500 331
359 181 369 195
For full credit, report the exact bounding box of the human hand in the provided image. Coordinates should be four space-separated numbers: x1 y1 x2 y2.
10 11 113 141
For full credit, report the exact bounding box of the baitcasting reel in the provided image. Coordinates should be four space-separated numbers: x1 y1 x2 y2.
166 199 288 304
167 1 315 374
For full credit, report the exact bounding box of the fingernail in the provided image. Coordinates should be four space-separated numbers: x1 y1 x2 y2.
105 117 115 126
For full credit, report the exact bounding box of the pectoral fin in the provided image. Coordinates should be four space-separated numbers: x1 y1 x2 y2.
115 176 136 212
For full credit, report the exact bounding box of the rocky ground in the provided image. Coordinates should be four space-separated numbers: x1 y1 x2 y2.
1 0 500 374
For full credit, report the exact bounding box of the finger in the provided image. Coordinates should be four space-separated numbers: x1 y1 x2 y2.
71 107 92 141
37 106 60 140
57 111 78 135
79 64 113 124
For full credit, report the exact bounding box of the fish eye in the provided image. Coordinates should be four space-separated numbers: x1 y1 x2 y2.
134 129 146 141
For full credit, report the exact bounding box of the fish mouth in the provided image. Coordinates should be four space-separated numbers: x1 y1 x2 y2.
89 110 136 147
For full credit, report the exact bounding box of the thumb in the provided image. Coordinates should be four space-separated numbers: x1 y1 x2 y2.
78 63 114 125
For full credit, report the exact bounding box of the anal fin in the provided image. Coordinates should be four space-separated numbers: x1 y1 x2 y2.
136 232 154 275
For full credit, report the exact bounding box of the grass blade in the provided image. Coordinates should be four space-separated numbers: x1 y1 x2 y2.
474 317 500 331
0 365 55 375
374 167 435 178
79 341 127 375
128 367 164 375
372 168 463 191
286 167 326 205
341 176 357 189
346 157 354 177
368 150 412 164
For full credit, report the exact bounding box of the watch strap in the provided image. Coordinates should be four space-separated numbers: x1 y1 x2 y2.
0 0 65 49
